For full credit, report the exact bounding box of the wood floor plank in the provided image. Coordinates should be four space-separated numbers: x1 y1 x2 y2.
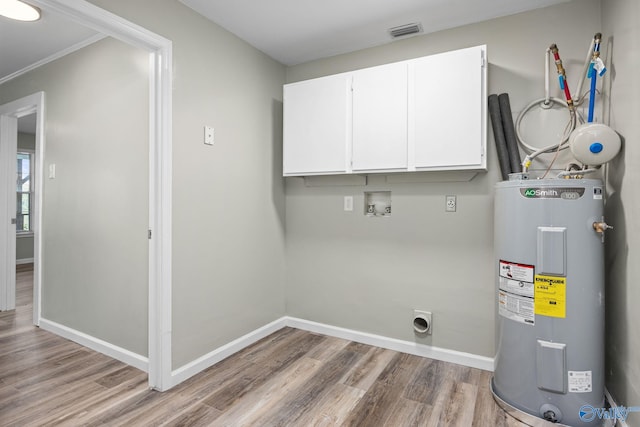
15 351 120 391
11 349 98 389
343 341 373 354
79 387 170 426
237 327 305 363
404 358 447 405
0 337 78 375
95 365 147 389
210 356 323 426
131 352 261 425
439 381 479 427
449 362 485 387
203 332 325 411
384 396 433 427
425 377 456 427
256 346 364 426
305 335 351 361
295 382 366 427
0 384 20 407
161 403 223 427
0 328 63 356
340 346 397 392
121 383 221 427
1 379 107 426
34 371 149 426
342 352 422 426
473 384 514 427
0 357 126 425
0 350 90 412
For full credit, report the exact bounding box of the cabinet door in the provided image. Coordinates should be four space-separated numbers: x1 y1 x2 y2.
352 62 408 171
412 46 486 169
283 74 351 176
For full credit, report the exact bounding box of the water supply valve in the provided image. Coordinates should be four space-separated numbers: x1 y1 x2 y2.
593 220 613 242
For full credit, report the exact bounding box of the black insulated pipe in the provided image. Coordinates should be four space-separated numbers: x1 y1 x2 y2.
489 94 511 180
498 93 522 173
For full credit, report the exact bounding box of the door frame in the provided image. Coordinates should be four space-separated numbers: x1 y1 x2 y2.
24 0 174 391
0 93 44 319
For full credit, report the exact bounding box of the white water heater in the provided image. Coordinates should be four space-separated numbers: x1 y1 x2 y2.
492 175 606 426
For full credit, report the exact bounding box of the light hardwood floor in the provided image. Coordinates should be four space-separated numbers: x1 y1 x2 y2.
0 265 527 426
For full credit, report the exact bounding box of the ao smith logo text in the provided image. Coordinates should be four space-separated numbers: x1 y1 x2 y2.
520 187 586 199
524 188 558 197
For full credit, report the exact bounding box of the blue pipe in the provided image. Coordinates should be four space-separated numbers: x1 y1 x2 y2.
588 67 597 122
588 36 602 123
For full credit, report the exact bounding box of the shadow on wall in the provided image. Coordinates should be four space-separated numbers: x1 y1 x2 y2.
272 99 285 230
604 134 628 404
487 63 537 110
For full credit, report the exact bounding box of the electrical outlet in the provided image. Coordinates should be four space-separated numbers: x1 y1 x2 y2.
344 196 353 211
446 195 457 212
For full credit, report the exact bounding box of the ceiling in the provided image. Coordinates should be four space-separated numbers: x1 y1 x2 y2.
0 11 98 83
0 8 99 133
1 0 570 87
179 0 570 65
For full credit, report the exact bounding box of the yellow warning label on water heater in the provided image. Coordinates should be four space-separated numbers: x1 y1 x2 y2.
534 275 566 318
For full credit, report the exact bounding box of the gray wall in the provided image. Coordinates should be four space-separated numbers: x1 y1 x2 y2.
17 132 35 262
602 0 640 420
0 38 150 355
16 235 33 262
18 131 35 150
89 0 287 367
284 0 602 358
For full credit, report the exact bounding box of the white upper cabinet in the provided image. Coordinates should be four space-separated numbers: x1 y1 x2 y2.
352 62 408 171
410 46 486 170
283 73 351 175
283 45 486 176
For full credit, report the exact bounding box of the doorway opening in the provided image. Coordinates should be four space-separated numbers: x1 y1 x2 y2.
1 0 173 391
16 113 37 326
0 93 43 322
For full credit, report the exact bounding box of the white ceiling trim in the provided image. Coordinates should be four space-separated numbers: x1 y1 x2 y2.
0 33 106 86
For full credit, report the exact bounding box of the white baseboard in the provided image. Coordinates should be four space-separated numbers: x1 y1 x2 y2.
40 314 494 390
16 258 34 265
283 317 495 372
170 317 288 387
39 318 148 372
169 316 494 389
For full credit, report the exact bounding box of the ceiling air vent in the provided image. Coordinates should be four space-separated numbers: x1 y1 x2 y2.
388 23 423 39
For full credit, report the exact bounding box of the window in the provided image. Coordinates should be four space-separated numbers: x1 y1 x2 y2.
16 151 33 233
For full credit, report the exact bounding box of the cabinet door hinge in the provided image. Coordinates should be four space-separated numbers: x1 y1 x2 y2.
148 229 152 240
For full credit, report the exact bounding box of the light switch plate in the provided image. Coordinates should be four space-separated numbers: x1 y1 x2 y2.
204 126 214 145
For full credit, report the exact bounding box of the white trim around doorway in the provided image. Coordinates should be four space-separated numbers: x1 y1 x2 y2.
0 92 44 323
25 0 173 391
